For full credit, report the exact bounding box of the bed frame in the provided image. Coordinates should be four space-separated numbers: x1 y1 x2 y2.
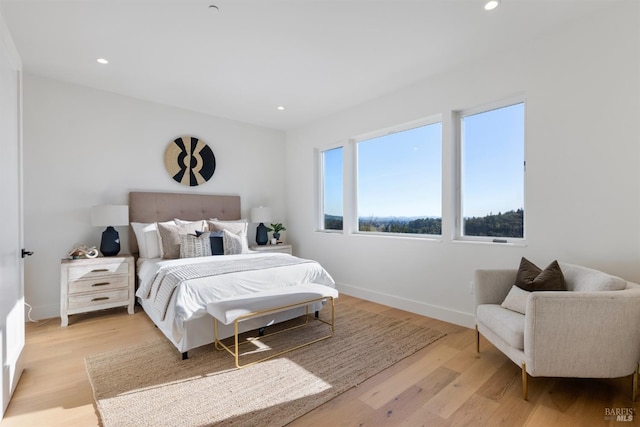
128 191 316 359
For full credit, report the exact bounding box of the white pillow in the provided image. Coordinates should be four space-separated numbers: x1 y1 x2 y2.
207 219 248 235
501 285 529 315
174 218 208 230
131 222 161 259
222 229 249 255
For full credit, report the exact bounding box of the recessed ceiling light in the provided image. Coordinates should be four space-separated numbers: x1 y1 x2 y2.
277 106 285 111
97 58 109 64
484 0 500 11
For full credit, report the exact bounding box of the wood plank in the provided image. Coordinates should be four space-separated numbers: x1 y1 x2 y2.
357 367 461 425
476 359 520 402
359 344 459 409
368 385 439 425
396 405 451 427
289 397 374 427
445 392 501 426
422 348 505 419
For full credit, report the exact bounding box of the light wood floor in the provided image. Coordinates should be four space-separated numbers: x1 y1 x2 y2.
2 295 636 426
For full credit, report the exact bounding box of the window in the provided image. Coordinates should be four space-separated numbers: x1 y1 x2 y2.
356 119 442 235
459 101 525 240
320 146 343 231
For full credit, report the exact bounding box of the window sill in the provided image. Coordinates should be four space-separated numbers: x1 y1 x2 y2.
352 231 442 242
451 238 527 247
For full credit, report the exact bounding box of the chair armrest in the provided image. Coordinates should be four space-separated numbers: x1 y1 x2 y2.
474 269 517 307
525 290 640 378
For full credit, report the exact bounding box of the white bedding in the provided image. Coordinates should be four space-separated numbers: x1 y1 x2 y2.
136 252 335 353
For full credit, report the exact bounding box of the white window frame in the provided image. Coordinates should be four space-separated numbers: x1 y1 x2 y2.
455 97 526 244
316 144 345 233
352 115 443 238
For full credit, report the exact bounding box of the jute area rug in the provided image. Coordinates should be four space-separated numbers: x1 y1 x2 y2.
85 305 445 427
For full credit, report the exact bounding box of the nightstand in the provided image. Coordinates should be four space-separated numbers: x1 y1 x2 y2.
60 255 135 327
250 244 293 255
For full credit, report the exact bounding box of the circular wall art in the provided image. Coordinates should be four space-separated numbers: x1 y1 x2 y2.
164 136 216 186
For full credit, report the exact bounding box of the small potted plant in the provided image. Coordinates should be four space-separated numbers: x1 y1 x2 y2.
267 223 286 242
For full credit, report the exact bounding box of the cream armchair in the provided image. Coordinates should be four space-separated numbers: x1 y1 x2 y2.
474 263 640 400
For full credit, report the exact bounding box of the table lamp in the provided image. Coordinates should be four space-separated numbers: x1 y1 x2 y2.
250 206 271 246
91 205 129 256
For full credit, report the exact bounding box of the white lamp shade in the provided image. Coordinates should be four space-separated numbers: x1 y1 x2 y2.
250 206 271 224
91 205 129 227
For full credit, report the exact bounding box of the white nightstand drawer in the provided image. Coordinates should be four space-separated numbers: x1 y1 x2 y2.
67 262 129 282
68 276 130 295
68 288 130 310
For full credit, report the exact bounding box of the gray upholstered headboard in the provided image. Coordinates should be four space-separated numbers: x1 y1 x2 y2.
128 191 241 255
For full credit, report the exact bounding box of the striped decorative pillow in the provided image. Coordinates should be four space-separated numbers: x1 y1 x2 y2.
180 232 212 258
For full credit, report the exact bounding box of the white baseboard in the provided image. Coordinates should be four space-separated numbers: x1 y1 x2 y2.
336 282 475 329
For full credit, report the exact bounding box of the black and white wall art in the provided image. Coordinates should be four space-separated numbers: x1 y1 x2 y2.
164 136 216 186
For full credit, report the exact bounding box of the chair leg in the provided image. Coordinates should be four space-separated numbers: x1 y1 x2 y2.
475 325 480 353
522 362 528 401
633 363 638 402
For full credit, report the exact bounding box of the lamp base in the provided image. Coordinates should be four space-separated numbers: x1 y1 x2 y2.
100 226 121 256
256 223 268 246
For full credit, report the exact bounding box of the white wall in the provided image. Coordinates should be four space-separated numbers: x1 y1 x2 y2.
284 2 640 327
23 75 286 320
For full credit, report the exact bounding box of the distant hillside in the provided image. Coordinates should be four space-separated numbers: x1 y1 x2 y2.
463 209 523 238
324 215 343 230
324 209 523 238
359 216 442 234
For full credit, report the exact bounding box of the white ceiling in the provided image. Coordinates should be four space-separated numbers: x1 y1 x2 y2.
1 0 613 131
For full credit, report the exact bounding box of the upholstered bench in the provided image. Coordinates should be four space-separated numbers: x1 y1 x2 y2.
207 283 339 368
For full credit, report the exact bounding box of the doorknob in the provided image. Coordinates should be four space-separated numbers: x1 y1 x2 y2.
21 249 34 258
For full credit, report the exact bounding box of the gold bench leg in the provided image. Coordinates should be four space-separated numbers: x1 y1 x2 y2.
214 295 336 368
522 362 528 401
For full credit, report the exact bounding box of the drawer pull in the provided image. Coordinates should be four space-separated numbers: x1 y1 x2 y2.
91 268 109 272
91 297 109 302
92 282 110 287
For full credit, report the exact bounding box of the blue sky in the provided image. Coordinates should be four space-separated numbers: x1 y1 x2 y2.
462 103 524 218
357 123 442 218
323 103 524 219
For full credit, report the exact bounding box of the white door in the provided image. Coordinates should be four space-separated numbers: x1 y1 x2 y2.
0 16 25 418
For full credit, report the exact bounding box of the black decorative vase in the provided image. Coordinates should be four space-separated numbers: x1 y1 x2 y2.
100 226 121 256
256 223 268 246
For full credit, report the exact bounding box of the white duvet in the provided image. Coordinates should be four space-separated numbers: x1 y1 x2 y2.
136 252 336 331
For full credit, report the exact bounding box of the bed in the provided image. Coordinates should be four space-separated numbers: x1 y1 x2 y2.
129 191 335 358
